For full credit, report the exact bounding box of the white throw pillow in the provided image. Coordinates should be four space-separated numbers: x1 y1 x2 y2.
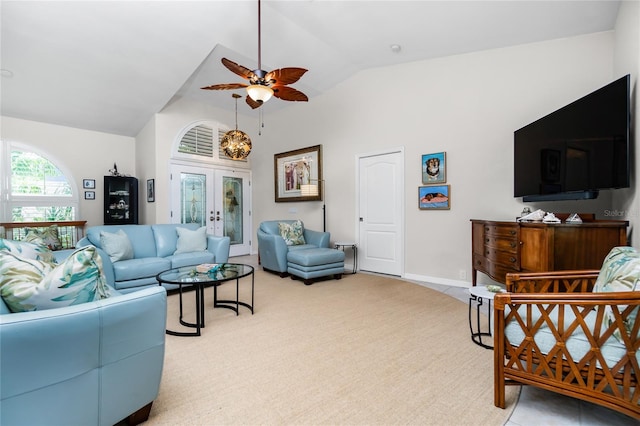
174 226 207 254
100 229 134 262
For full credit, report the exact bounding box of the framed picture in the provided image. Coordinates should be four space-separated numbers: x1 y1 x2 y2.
274 145 322 202
83 179 96 189
422 152 446 184
419 185 450 210
84 191 95 200
147 179 155 202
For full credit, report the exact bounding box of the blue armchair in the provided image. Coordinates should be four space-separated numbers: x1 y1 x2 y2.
0 286 167 426
257 220 330 275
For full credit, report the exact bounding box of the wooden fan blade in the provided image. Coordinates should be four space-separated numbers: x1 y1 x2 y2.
221 57 255 80
201 83 248 90
245 95 263 109
265 67 308 86
272 85 308 102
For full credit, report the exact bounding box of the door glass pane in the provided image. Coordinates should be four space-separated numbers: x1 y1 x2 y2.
223 177 243 245
181 173 206 226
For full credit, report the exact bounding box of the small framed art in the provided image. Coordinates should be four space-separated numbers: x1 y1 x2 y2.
147 179 155 202
422 152 446 184
83 179 96 189
84 191 95 200
419 185 450 210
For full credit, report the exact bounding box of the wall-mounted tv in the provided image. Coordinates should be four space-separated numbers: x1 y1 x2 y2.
514 74 630 202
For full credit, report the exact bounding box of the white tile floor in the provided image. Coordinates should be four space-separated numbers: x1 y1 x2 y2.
238 255 637 425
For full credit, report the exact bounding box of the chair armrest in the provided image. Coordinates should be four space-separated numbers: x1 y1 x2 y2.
505 270 600 293
0 287 167 426
304 229 330 248
257 229 289 272
206 235 230 263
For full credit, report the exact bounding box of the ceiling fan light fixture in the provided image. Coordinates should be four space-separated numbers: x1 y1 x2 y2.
247 84 274 103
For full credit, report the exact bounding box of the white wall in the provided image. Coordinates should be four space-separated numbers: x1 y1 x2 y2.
0 116 135 227
613 0 640 245
249 32 622 286
2 19 637 288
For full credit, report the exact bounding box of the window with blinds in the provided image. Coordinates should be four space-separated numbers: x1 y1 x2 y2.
178 124 215 157
177 123 248 163
5 148 76 222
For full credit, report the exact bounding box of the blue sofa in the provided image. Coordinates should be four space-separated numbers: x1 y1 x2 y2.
77 223 230 293
257 220 331 276
0 285 167 426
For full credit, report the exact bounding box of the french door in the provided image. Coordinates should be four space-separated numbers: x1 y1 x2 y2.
170 164 251 257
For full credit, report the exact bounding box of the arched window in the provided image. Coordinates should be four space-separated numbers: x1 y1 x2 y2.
1 143 79 222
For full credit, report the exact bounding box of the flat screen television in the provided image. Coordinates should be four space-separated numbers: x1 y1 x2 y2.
514 74 630 202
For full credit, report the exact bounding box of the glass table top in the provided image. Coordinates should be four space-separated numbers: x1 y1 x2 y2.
156 263 254 285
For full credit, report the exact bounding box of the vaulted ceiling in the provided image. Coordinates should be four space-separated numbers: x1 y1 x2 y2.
1 1 620 136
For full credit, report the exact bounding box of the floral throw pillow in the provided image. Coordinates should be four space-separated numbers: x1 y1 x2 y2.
278 220 306 246
0 246 111 313
24 225 63 251
0 238 56 265
592 246 640 343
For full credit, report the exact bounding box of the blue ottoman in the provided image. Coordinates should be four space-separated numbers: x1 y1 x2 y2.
287 248 345 285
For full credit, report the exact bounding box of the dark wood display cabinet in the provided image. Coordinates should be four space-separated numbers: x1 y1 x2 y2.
104 176 138 225
471 217 628 285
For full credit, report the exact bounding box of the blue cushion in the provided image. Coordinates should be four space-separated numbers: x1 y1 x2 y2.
287 248 345 266
261 220 305 236
504 304 637 369
167 252 215 269
86 225 157 259
152 223 200 258
112 257 170 282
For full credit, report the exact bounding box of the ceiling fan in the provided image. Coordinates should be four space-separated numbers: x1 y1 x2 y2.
201 0 308 109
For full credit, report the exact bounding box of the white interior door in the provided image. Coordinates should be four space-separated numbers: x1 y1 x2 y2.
170 164 251 257
357 150 404 276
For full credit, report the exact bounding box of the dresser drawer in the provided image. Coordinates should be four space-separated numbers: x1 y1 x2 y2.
473 254 487 271
485 247 520 269
484 235 519 253
484 224 519 239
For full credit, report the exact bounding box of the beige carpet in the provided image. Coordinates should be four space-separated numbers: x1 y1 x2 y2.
146 269 519 425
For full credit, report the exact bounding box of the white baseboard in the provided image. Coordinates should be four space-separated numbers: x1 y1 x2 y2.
403 272 469 288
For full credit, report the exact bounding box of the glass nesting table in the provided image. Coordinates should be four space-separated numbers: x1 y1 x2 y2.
156 263 254 337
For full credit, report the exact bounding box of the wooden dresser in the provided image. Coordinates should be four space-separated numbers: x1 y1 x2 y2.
471 218 628 285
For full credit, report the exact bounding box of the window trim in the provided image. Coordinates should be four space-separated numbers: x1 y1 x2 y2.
1 141 80 222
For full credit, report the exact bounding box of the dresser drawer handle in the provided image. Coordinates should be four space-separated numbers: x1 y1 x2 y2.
476 260 482 265
509 230 516 235
509 257 516 263
510 242 516 248
485 238 490 243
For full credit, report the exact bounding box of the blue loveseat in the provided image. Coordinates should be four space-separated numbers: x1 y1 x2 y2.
77 223 230 293
0 285 167 425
